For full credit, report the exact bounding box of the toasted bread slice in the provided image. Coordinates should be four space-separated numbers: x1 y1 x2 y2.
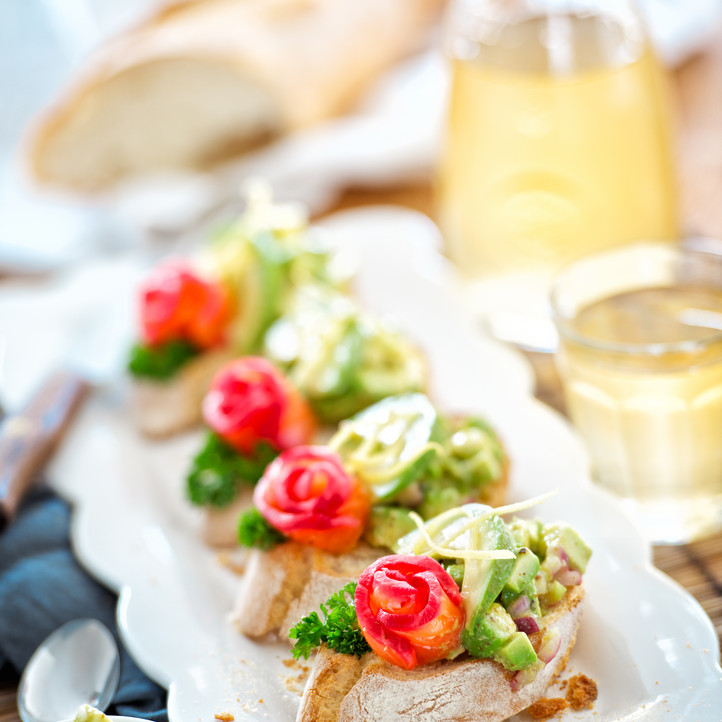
130 346 234 437
202 486 255 548
298 585 585 722
232 541 382 638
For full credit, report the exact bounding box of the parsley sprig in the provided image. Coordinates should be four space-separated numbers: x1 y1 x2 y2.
186 432 277 507
237 507 286 550
289 582 371 660
128 339 200 380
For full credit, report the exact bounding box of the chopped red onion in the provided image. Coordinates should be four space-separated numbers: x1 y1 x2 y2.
555 569 582 587
510 661 543 691
544 551 564 576
507 595 530 619
515 616 541 635
537 628 561 664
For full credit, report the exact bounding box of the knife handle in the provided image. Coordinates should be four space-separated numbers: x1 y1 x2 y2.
0 371 90 531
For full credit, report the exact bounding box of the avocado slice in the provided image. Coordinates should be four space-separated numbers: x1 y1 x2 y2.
294 315 364 400
210 227 285 354
461 514 517 619
330 393 442 501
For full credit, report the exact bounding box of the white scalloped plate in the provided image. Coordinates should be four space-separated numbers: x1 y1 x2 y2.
2 207 720 721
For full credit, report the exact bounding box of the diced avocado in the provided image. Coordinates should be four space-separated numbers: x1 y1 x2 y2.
445 563 465 588
440 420 505 486
543 579 568 606
461 514 516 624
543 523 592 573
502 547 540 596
508 518 544 554
500 584 542 626
355 324 426 401
462 602 516 658
495 631 538 671
363 506 417 549
74 706 110 722
416 484 465 520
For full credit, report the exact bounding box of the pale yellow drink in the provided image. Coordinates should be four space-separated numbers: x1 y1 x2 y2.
438 14 678 281
558 284 722 543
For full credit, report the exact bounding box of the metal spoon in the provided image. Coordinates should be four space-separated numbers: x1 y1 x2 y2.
17 618 120 722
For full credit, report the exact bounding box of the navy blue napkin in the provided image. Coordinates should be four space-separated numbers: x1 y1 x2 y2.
0 484 168 721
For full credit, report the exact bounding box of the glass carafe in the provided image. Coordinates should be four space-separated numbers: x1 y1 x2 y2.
437 0 679 345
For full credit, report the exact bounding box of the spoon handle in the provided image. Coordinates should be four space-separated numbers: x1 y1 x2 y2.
0 371 89 531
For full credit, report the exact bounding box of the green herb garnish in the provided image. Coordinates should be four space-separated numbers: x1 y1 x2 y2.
237 507 286 550
186 432 278 507
127 339 199 380
289 582 371 660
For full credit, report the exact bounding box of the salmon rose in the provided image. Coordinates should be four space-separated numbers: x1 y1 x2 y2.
139 263 231 348
203 357 316 455
254 446 369 554
355 554 465 670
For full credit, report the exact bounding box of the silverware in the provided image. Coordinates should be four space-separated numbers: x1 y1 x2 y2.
17 618 120 722
0 307 126 531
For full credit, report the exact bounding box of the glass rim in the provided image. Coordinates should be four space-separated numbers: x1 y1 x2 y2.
550 240 722 356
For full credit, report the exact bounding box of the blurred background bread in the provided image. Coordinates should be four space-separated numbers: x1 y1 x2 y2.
29 0 444 193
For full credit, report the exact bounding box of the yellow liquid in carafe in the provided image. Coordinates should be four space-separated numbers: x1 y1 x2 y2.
438 14 678 279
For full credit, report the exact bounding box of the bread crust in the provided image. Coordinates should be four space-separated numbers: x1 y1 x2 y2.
232 541 382 638
130 345 234 437
202 486 254 548
297 585 585 722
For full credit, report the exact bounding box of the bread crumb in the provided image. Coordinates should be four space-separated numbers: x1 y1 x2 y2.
528 698 568 719
566 674 598 711
214 713 234 721
216 550 246 575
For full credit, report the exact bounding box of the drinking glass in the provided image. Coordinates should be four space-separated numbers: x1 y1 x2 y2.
551 242 722 544
437 0 679 345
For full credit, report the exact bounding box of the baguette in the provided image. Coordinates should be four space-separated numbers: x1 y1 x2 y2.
30 0 444 192
298 585 585 722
